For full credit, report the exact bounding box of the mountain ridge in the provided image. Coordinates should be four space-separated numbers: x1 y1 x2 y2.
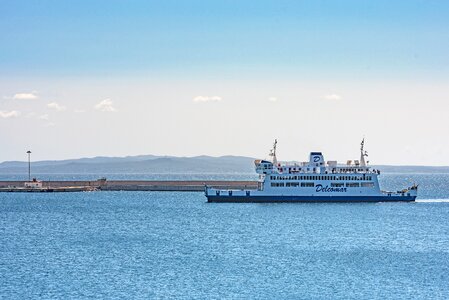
1 155 449 174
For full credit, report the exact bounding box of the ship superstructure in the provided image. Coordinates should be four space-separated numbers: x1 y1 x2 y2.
205 140 417 202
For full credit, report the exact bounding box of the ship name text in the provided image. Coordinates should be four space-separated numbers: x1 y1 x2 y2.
315 184 347 193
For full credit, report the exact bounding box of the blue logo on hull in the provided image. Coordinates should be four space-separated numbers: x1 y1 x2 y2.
315 184 347 193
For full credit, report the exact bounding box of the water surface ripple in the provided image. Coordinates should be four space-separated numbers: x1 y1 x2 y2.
1 175 449 299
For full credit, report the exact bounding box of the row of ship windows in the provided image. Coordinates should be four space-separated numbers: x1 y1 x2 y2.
271 182 375 188
270 175 373 181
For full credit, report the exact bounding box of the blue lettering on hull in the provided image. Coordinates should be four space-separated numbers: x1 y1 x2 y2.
315 184 347 193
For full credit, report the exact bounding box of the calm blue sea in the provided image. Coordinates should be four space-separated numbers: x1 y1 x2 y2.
1 173 449 299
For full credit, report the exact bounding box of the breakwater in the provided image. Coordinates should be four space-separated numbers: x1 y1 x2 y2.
0 180 258 192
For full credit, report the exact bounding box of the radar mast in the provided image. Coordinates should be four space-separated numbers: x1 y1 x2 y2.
269 139 278 165
360 138 368 167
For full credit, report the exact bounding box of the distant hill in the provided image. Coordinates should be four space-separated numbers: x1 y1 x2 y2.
0 155 448 174
0 155 255 174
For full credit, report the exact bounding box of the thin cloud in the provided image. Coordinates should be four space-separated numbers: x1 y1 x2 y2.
47 102 66 111
39 114 50 121
0 110 21 118
74 109 85 113
193 96 222 103
13 92 38 100
94 99 117 112
268 97 278 102
323 94 342 100
26 112 37 118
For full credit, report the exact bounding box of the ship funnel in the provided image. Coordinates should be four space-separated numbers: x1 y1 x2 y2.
309 152 325 167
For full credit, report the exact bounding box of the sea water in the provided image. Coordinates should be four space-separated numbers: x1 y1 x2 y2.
1 174 449 299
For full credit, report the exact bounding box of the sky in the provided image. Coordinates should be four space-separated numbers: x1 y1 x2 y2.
1 0 448 165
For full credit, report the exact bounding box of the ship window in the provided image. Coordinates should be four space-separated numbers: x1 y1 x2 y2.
361 182 374 188
286 182 299 187
301 182 314 187
346 183 359 187
331 182 344 187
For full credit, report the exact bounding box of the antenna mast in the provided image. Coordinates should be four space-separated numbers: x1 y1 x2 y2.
360 138 368 167
269 139 278 165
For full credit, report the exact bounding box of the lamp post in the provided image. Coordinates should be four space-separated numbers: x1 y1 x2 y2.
26 150 31 181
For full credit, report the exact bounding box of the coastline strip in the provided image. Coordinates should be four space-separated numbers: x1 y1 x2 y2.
0 180 258 192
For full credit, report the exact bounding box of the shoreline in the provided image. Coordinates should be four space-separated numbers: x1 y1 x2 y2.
0 180 258 192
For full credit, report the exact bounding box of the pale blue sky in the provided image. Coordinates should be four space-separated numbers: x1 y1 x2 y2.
1 1 449 164
1 0 448 77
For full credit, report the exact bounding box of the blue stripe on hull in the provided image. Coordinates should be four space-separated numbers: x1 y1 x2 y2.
206 195 416 203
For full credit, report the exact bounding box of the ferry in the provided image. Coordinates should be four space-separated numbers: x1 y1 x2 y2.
205 140 418 203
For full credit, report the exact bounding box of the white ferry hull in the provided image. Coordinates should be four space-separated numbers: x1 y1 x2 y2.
204 140 418 203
